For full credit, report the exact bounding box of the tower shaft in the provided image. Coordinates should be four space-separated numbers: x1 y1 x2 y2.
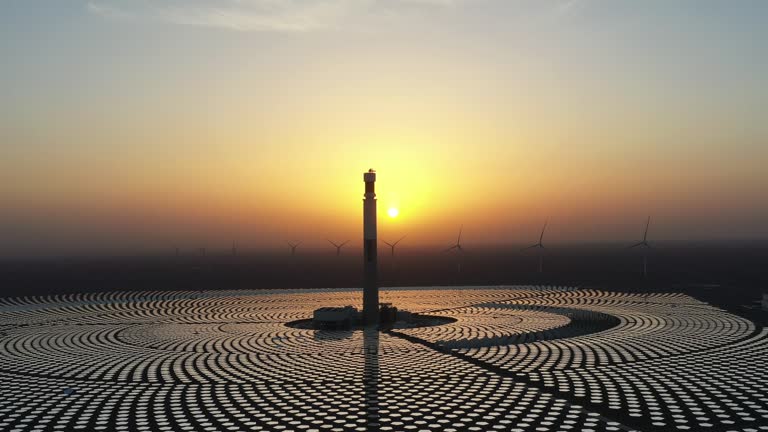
363 170 379 326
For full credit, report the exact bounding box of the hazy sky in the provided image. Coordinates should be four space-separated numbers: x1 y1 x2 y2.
2 1 767 256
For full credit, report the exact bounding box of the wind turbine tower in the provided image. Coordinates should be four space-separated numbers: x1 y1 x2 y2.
629 216 652 278
362 169 379 326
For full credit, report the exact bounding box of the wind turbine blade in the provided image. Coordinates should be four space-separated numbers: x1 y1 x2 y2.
394 235 407 246
443 245 459 252
521 244 539 251
643 216 651 242
457 225 463 245
539 221 548 244
628 242 644 249
340 240 350 247
382 241 394 247
327 239 339 248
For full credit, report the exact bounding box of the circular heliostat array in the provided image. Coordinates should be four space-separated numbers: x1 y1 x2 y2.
0 286 767 431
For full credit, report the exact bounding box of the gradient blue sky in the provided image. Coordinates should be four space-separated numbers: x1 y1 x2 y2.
1 1 767 256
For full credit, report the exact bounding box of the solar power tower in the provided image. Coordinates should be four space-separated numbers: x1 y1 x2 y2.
363 169 379 326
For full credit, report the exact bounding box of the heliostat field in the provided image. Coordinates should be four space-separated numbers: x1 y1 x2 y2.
0 286 766 432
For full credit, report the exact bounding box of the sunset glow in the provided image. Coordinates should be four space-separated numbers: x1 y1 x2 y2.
1 1 767 256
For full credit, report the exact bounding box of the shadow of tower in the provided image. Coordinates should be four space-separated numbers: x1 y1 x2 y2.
363 327 380 431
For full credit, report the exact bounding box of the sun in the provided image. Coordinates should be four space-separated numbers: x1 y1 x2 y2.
387 207 399 218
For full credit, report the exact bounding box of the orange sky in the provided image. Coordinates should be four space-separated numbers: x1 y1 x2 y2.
1 1 767 256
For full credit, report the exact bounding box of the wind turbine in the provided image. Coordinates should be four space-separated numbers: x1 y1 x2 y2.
328 239 350 256
522 221 548 273
444 226 464 253
382 235 406 257
443 226 465 274
629 216 652 278
287 241 301 256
